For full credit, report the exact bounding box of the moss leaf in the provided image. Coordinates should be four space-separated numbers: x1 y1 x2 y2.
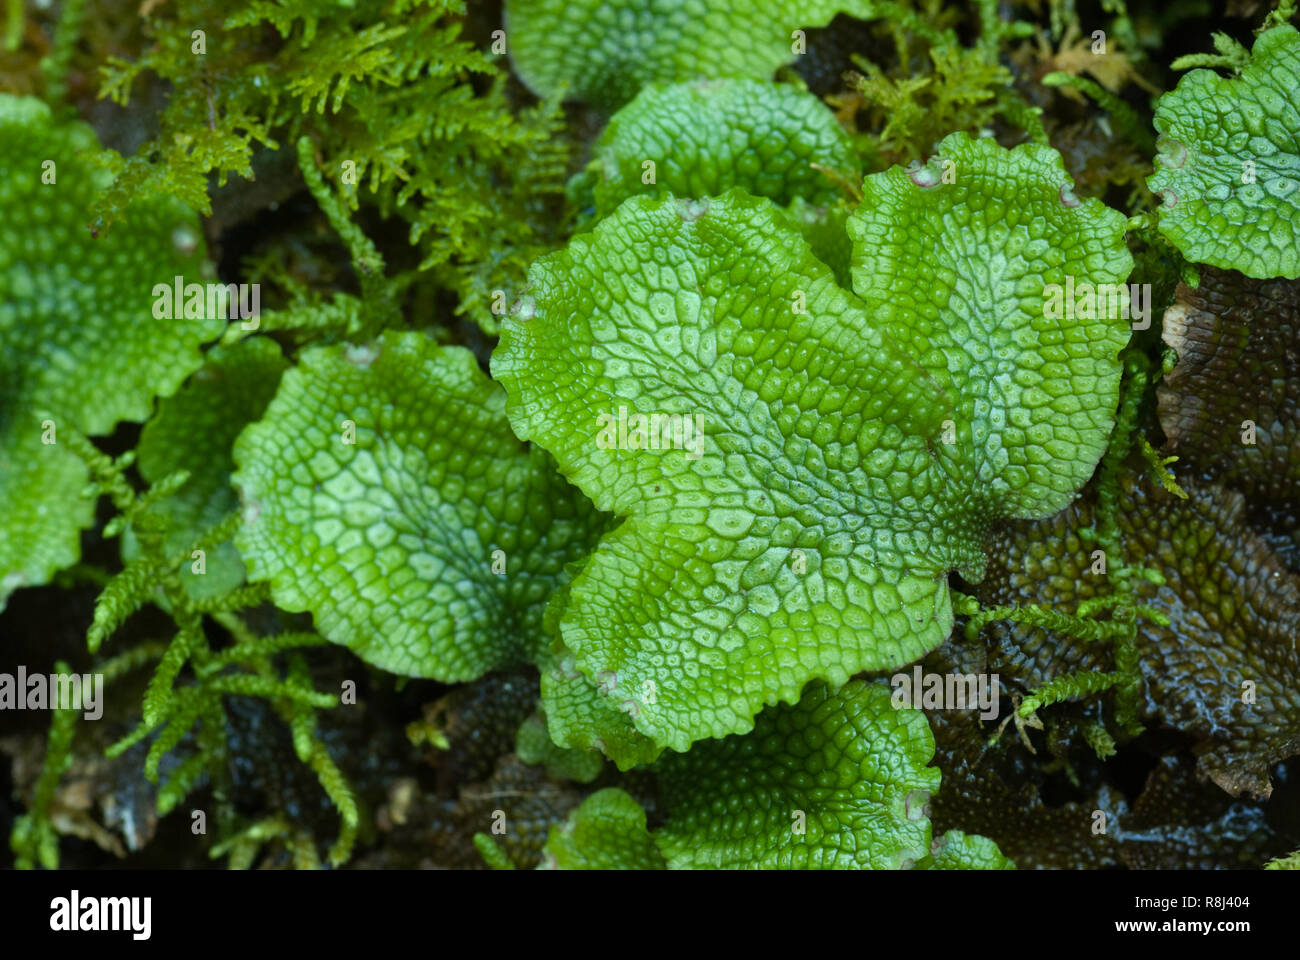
505 0 878 109
493 136 1131 752
1147 25 1300 280
232 332 606 680
582 78 859 218
540 788 666 869
655 680 940 869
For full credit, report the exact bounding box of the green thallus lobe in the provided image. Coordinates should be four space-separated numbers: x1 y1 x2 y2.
493 131 1133 754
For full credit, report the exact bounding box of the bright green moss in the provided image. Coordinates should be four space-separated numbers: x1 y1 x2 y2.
232 332 608 680
493 141 1130 752
849 131 1134 520
6 0 1296 873
0 95 216 434
0 92 213 606
536 681 1015 869
506 0 880 109
124 337 289 600
579 78 859 217
539 638 666 771
1148 24 1300 279
540 788 666 869
655 681 941 869
515 711 605 783
918 829 1017 869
